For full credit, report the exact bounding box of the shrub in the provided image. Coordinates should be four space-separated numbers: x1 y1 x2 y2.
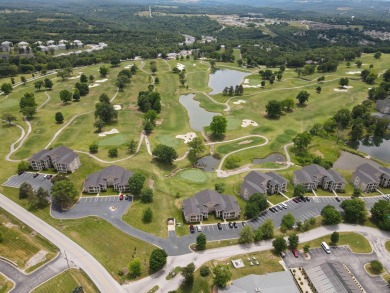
200 266 211 277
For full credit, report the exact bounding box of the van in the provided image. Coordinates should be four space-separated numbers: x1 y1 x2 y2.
321 242 331 254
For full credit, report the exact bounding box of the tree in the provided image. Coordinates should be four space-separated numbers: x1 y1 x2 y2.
260 219 274 239
1 83 13 94
196 233 207 250
99 66 109 77
80 74 88 83
19 182 34 199
200 266 211 277
281 213 295 229
330 231 339 244
288 233 299 250
333 109 351 129
281 98 295 111
293 184 306 198
73 88 81 101
143 120 153 135
339 77 349 88
44 78 53 90
213 265 232 288
321 205 342 225
141 188 153 203
55 112 64 123
272 236 287 254
89 143 98 154
59 90 72 104
215 183 225 194
128 139 137 154
93 119 104 133
149 249 167 272
352 186 362 197
89 75 94 83
34 80 44 91
51 180 78 209
239 225 255 244
30 187 49 209
2 113 16 125
181 263 195 284
245 193 269 218
370 200 390 231
374 51 382 59
128 258 141 277
293 132 312 152
188 137 205 156
17 161 30 172
209 116 227 138
108 148 118 158
128 172 145 196
316 86 322 93
21 106 37 119
75 82 89 96
356 60 362 68
370 260 383 274
340 198 367 223
323 118 337 135
19 92 37 114
266 100 282 118
95 101 117 123
303 244 310 254
57 68 72 80
296 90 310 105
152 144 178 164
142 207 153 223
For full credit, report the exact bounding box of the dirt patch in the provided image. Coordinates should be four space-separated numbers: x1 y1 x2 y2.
25 250 47 269
4 222 18 228
238 140 253 145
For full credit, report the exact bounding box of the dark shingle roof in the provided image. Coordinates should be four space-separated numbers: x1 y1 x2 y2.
376 98 390 114
354 163 390 183
29 146 78 165
84 165 133 189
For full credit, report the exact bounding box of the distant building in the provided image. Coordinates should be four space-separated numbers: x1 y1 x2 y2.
46 40 55 45
218 271 300 293
351 163 390 192
376 98 390 114
29 146 81 173
0 41 12 52
293 164 346 191
182 189 240 223
18 41 29 47
240 171 288 200
83 165 133 193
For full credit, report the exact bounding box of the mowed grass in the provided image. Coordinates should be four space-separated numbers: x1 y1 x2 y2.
178 169 209 183
216 137 266 155
299 232 372 253
156 134 181 147
98 134 128 146
0 208 58 269
385 241 390 253
0 273 14 293
32 269 99 293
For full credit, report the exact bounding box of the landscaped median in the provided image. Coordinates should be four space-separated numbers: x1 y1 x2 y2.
0 273 14 293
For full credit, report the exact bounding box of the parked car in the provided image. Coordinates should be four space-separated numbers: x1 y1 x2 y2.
280 251 286 258
292 249 299 258
269 208 274 213
217 223 223 230
125 194 130 200
281 203 288 209
293 198 299 203
305 197 310 202
233 222 238 228
197 225 202 232
189 225 195 233
119 194 124 200
335 197 341 202
228 222 234 228
33 173 39 178
297 197 303 202
44 174 52 179
302 197 307 202
18 171 24 176
277 205 283 210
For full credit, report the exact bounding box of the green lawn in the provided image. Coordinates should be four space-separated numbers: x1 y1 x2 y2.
216 137 266 155
0 273 13 293
32 269 99 293
299 232 372 253
0 208 57 269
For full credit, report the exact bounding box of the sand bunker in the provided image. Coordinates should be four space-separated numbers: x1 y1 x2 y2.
114 105 122 110
346 71 361 74
98 128 119 137
95 79 108 83
343 86 353 89
241 119 258 127
233 100 246 105
238 140 252 145
89 83 100 88
333 88 348 92
176 63 185 71
124 64 133 69
244 79 249 84
69 75 81 80
243 84 262 88
176 132 196 143
193 64 196 66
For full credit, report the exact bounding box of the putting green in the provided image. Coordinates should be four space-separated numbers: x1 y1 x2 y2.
178 169 209 183
98 134 128 146
157 134 180 147
227 118 241 130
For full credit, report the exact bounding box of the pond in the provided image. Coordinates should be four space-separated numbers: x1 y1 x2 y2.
350 136 390 163
196 155 220 172
253 153 285 165
179 94 220 131
208 68 249 95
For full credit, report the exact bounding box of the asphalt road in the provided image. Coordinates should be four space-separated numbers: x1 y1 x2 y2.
0 193 124 293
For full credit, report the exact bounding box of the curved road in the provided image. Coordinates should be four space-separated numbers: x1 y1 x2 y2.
0 193 123 293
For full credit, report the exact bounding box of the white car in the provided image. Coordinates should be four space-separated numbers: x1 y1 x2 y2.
197 225 202 232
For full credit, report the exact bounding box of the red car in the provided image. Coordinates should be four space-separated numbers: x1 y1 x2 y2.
292 249 299 258
119 194 124 200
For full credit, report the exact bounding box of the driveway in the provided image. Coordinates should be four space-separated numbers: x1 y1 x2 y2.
283 246 388 293
0 253 69 293
2 172 53 193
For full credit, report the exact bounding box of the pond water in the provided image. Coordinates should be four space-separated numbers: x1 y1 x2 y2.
179 94 220 131
196 155 220 172
253 153 285 165
208 68 249 95
354 137 390 163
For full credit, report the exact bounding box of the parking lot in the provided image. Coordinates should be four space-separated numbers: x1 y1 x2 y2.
2 172 53 194
51 195 132 220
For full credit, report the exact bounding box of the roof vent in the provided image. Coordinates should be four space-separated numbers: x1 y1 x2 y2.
255 288 261 292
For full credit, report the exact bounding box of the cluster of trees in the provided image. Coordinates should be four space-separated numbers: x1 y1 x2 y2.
19 92 37 119
238 219 275 244
222 85 244 96
187 137 205 165
361 69 378 84
51 176 78 209
116 67 135 90
137 91 162 113
265 98 294 119
259 69 283 84
152 144 178 165
19 182 49 209
368 68 390 101
244 193 269 219
209 115 227 139
94 93 118 133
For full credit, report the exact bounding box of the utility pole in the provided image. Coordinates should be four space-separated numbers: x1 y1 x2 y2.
64 250 70 269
